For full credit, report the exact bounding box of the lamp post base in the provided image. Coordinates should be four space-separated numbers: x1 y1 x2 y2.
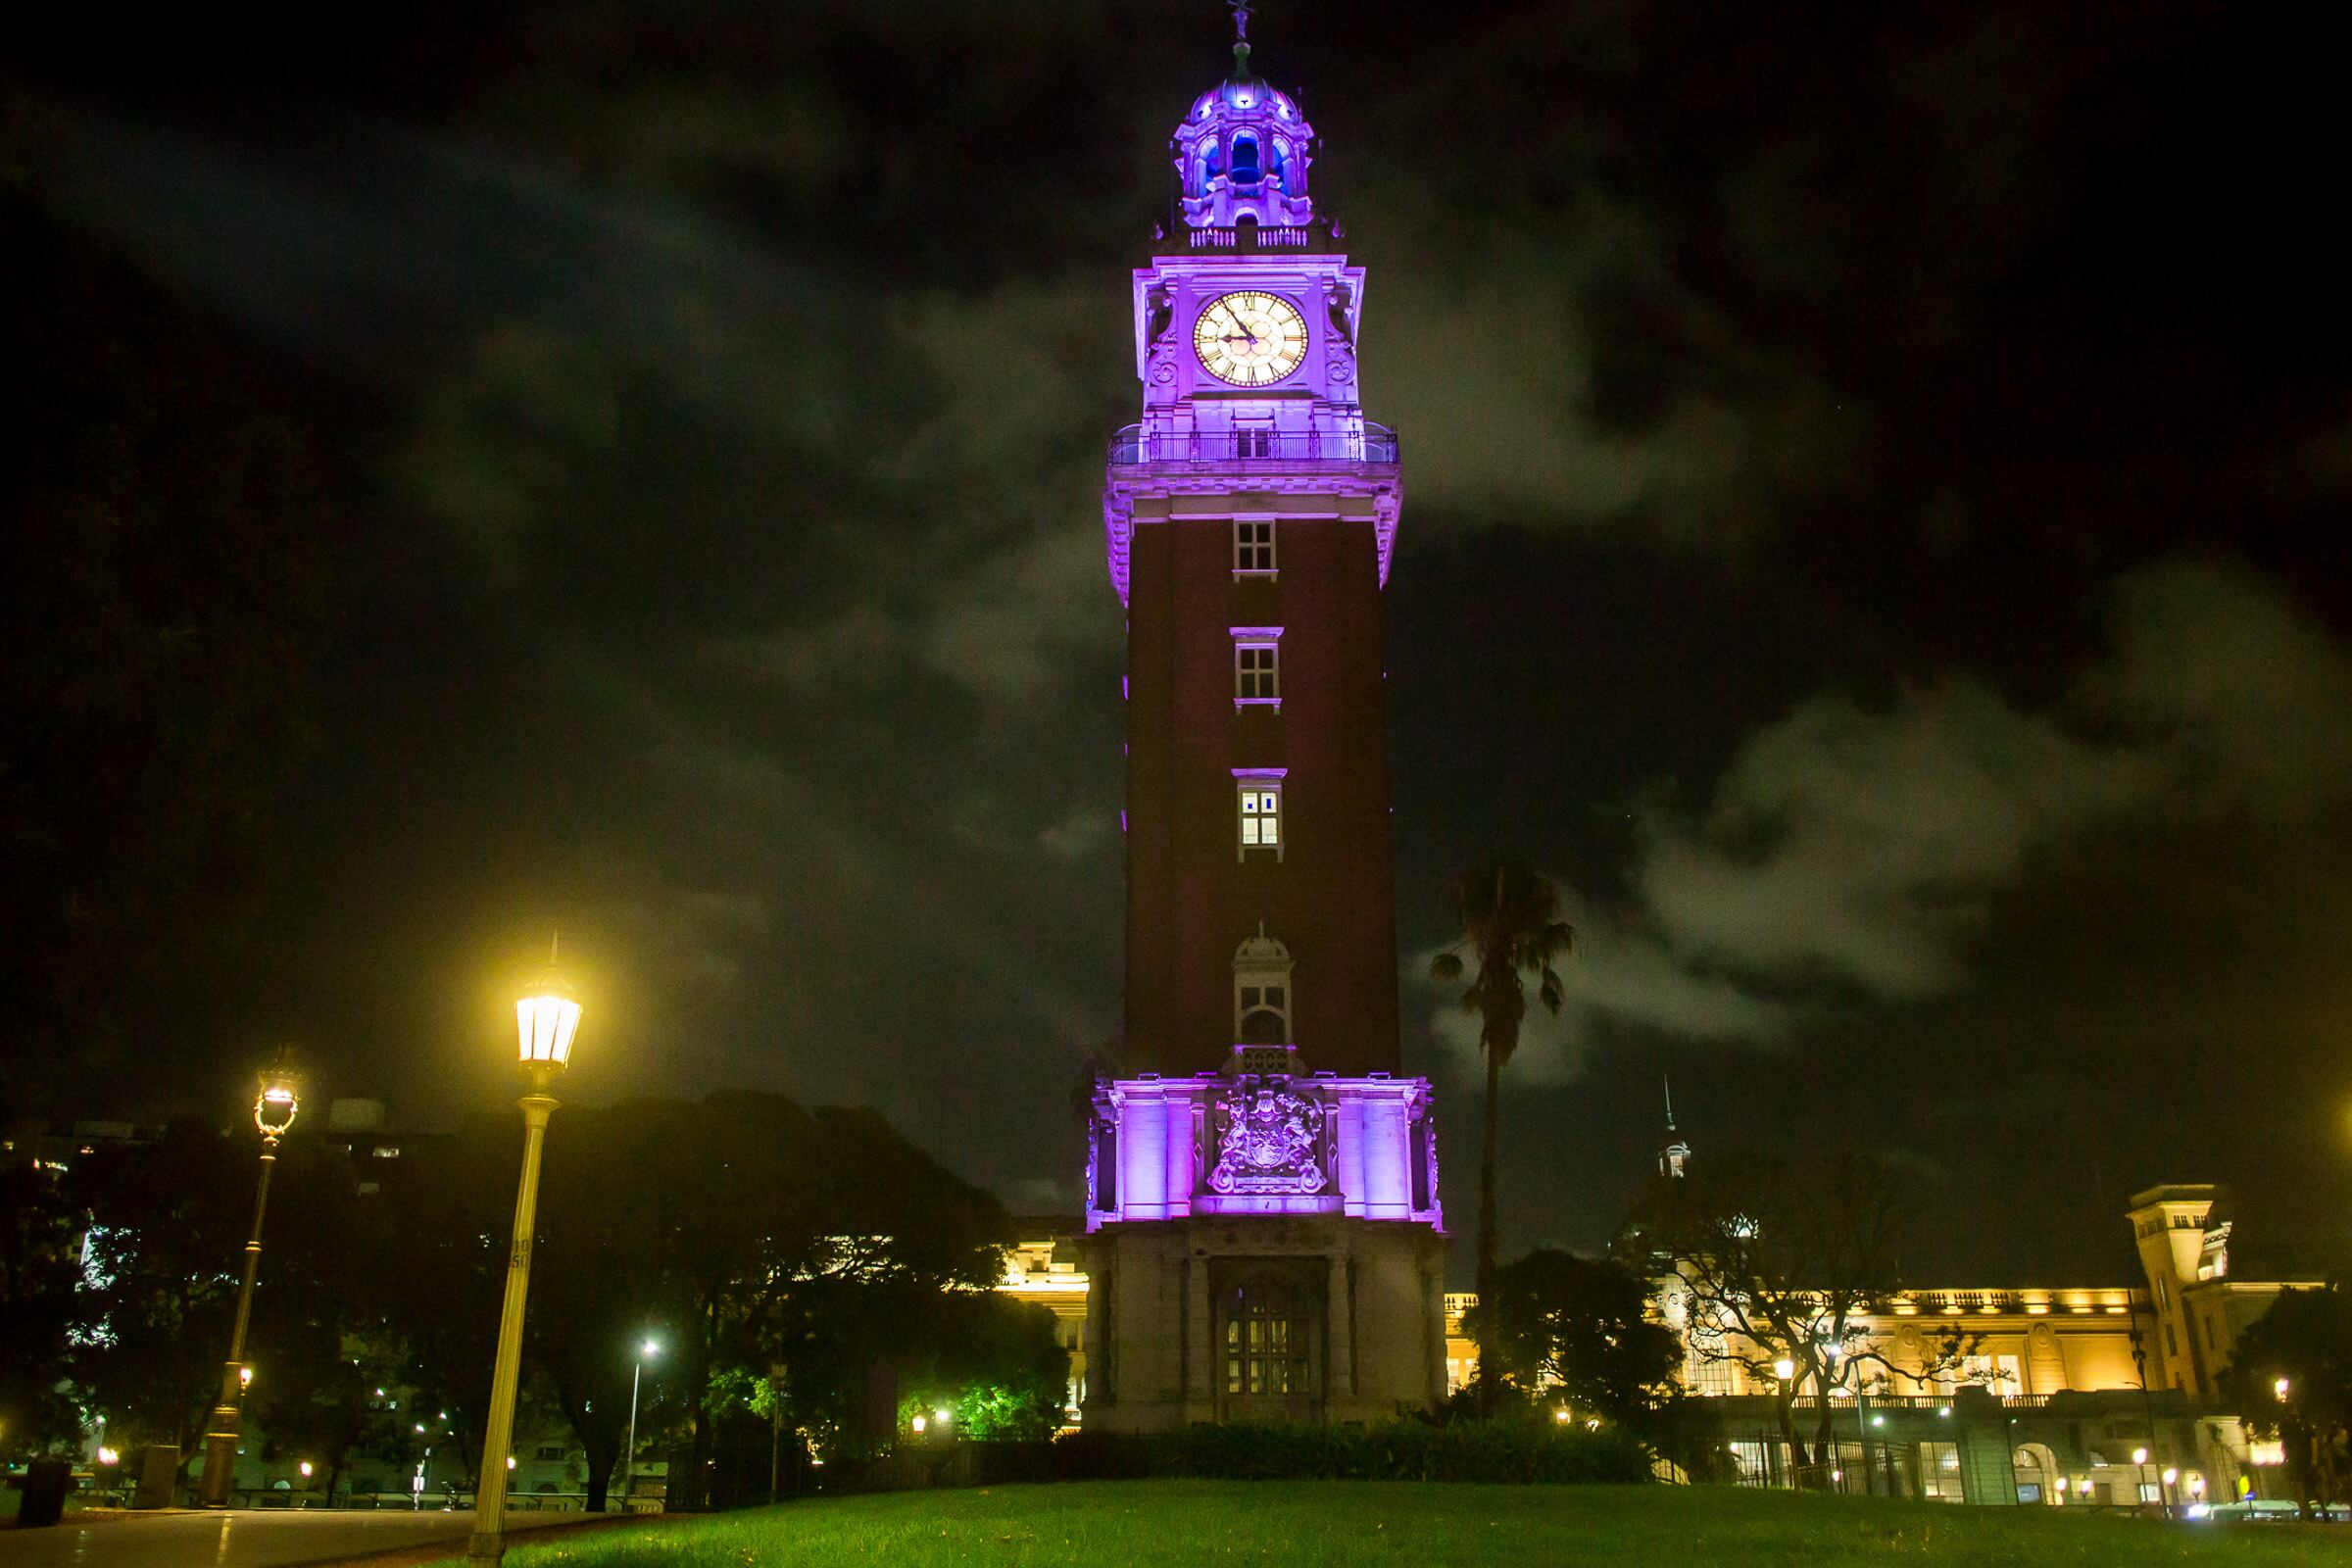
467 1527 507 1562
194 1415 242 1508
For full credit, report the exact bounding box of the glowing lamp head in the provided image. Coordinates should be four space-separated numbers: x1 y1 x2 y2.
2162 1467 2179 1486
933 1409 951 1425
516 968 582 1071
254 1063 301 1141
642 1339 662 1358
2055 1477 2070 1494
909 1415 927 1434
97 1446 119 1466
298 1461 314 1478
239 1365 255 1390
1772 1357 1796 1382
2132 1446 2149 1465
2275 1376 2291 1399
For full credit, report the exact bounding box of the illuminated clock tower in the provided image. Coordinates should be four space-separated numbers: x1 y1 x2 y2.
1081 10 1446 1431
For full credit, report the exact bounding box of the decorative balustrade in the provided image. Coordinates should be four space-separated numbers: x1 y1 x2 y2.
1106 422 1400 468
1187 223 1318 249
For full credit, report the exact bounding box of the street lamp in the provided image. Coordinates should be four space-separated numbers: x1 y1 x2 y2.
197 1056 301 1507
466 946 582 1564
616 1339 661 1511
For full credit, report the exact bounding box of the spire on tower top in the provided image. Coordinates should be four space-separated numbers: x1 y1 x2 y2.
1172 1 1314 231
1658 1074 1691 1180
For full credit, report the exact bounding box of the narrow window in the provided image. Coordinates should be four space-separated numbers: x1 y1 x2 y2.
1237 781 1283 858
1235 422 1275 459
1233 518 1276 576
1235 641 1280 705
1232 927 1294 1044
1231 133 1261 183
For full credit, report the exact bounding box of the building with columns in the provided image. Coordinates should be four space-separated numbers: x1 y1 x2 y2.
1075 14 1447 1432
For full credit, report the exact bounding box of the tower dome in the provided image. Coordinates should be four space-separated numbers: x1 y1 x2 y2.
1171 10 1315 230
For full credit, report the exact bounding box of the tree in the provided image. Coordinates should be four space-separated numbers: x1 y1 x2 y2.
66 1120 363 1478
2227 1286 2352 1518
368 1116 515 1486
1620 1150 1972 1487
1477 1247 1724 1481
1480 1249 1682 1425
1428 859 1573 1410
528 1102 684 1511
0 1159 83 1453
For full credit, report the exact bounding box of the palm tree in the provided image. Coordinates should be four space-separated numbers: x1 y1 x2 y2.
1429 859 1574 1411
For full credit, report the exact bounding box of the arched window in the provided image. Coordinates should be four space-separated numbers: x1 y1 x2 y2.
1230 133 1260 183
1269 137 1290 186
1233 927 1293 1044
1225 1274 1310 1396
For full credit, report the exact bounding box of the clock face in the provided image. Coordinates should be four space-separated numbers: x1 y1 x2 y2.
1195 291 1308 386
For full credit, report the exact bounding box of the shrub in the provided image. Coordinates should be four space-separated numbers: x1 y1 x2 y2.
1051 1417 1654 1485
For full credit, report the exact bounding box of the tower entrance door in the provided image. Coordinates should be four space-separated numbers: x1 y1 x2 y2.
1215 1263 1322 1422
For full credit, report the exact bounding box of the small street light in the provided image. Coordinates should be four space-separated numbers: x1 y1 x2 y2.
466 941 582 1565
617 1339 662 1510
197 1055 301 1507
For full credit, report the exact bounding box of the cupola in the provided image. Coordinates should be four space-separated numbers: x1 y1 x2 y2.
1171 5 1316 230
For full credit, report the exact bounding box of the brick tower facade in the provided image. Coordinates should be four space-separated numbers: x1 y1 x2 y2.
1080 15 1446 1432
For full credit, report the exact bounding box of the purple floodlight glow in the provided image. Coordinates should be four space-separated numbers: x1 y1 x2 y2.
1086 1068 1441 1233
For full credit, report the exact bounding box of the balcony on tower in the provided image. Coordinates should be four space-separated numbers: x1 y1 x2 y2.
1106 419 1400 475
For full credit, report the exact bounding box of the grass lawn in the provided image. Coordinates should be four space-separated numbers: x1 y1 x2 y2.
439 1482 2350 1567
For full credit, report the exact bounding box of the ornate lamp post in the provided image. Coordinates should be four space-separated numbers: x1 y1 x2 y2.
196 1060 301 1507
466 952 581 1564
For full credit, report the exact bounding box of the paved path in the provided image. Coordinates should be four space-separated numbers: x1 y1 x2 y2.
0 1509 593 1568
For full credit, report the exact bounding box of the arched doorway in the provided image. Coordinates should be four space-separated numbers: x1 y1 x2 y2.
1216 1266 1319 1421
2015 1443 2059 1504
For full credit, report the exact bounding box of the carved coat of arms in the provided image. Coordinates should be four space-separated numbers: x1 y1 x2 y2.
1210 1086 1327 1195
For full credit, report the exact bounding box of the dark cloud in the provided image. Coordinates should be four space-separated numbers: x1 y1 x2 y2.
11 0 2351 1274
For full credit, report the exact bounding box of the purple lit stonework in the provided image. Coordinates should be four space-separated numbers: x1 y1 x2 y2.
1087 1070 1441 1225
1081 19 1446 1431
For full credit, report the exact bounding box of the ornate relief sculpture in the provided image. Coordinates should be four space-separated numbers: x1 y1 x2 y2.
1211 1084 1328 1194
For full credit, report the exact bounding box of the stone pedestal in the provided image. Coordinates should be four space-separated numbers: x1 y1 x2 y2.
1081 1214 1446 1431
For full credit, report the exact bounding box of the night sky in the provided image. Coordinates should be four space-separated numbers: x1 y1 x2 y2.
10 0 2350 1282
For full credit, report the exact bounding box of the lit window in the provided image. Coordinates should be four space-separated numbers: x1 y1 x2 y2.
1234 518 1275 575
1224 1274 1309 1396
1237 781 1283 858
1235 641 1280 705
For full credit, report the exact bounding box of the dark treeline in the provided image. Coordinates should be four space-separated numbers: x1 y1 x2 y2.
0 1090 1066 1509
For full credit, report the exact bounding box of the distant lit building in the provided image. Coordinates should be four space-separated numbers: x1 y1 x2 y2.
1010 1165 2324 1506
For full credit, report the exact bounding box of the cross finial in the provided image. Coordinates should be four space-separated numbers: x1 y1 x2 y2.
1230 0 1251 42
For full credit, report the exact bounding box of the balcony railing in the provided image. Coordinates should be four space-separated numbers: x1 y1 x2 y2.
1187 223 1319 250
1107 422 1399 468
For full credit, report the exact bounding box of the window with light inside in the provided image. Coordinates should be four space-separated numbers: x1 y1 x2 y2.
1238 784 1282 856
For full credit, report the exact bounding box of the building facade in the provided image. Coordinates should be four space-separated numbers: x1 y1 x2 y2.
1078 17 1447 1433
1020 1179 2315 1504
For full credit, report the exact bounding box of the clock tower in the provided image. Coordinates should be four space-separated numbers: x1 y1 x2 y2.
1081 11 1446 1431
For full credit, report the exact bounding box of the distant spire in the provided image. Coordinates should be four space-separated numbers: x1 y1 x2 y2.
1658 1073 1691 1180
1229 0 1254 74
